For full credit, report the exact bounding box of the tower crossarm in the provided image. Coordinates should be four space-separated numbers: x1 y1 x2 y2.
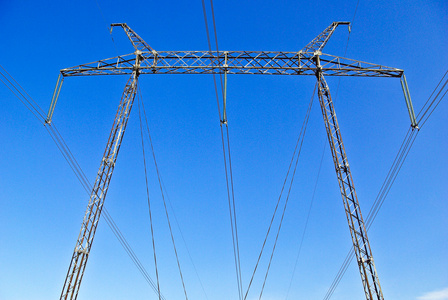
301 21 351 53
60 51 403 77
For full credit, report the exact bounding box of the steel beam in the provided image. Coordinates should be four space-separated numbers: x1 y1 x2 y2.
59 51 403 78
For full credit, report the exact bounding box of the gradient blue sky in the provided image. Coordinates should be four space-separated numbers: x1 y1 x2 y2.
1 1 447 300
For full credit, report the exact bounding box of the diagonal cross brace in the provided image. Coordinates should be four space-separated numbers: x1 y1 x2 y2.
58 51 403 77
51 22 414 300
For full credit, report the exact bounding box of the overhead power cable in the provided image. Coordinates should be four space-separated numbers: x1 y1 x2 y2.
243 84 316 300
138 93 210 300
138 95 162 300
334 0 359 102
201 2 244 300
94 0 120 56
323 69 448 300
258 84 316 300
0 64 166 300
285 140 327 300
136 87 209 300
139 91 189 300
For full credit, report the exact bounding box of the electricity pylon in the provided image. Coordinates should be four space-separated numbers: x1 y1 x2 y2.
46 22 418 300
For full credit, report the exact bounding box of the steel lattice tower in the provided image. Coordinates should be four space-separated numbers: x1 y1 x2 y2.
46 22 418 300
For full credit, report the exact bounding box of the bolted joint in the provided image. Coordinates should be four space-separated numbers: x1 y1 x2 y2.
75 246 89 255
103 157 115 167
358 257 372 265
338 163 349 172
134 49 143 71
223 51 229 72
313 51 323 74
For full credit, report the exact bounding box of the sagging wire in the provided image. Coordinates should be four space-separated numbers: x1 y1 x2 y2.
138 89 189 300
0 65 166 300
323 69 448 300
137 94 162 300
135 88 210 300
243 83 316 300
201 1 244 300
285 101 326 300
257 84 316 300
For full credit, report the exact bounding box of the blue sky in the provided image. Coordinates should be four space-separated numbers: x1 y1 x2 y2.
0 1 447 300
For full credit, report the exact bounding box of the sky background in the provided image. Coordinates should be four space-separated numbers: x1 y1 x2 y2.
0 1 447 300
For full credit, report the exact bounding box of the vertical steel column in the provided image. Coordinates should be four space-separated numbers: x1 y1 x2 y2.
314 55 384 300
59 52 141 300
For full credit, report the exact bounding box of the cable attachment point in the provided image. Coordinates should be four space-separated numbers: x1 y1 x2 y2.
46 73 64 125
400 74 419 130
221 54 229 126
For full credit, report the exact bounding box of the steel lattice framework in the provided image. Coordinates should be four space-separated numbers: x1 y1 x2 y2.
47 22 418 300
60 50 402 77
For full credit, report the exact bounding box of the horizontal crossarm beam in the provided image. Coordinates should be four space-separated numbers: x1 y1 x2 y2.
60 51 403 77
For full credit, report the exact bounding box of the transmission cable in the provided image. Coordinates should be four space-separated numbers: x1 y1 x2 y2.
138 88 210 300
322 69 448 300
416 69 448 127
258 85 315 300
137 95 162 300
139 90 189 300
201 2 244 300
285 142 327 300
334 0 360 102
160 177 210 300
0 65 166 300
94 0 120 56
0 66 46 123
242 84 315 300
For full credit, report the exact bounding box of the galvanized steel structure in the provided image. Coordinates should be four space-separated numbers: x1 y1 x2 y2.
47 22 418 300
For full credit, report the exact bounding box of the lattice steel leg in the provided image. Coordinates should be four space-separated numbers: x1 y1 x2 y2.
60 68 140 300
315 70 384 300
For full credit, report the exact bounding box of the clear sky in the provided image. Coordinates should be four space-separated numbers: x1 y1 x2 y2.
0 1 447 300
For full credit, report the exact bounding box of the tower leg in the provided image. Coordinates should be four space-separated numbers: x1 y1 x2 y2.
316 72 384 300
59 72 139 300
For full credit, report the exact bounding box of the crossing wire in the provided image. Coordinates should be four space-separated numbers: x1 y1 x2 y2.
139 91 189 300
258 84 315 300
136 88 209 300
242 84 316 300
211 2 244 298
323 69 448 300
0 65 166 300
285 97 326 300
137 95 162 300
201 1 244 300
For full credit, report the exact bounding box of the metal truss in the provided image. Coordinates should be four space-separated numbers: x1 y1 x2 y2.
59 55 141 300
316 69 384 299
60 50 403 77
302 21 351 53
50 22 418 300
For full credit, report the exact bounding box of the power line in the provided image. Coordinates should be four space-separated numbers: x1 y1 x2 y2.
258 84 315 300
139 91 189 300
285 125 326 300
94 0 120 56
243 84 316 300
138 95 162 300
0 65 165 300
323 69 448 300
201 2 244 300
